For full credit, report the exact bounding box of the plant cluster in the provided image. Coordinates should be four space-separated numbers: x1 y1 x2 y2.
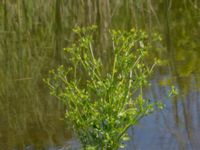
45 26 163 149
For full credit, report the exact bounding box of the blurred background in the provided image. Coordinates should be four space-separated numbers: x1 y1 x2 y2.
0 0 199 149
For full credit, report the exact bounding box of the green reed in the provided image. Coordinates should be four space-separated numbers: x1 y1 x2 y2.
0 0 67 149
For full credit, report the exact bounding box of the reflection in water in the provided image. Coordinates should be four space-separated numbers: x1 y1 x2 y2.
128 74 200 150
0 0 199 149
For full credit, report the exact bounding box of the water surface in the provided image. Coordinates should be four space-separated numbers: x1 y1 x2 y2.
0 1 199 149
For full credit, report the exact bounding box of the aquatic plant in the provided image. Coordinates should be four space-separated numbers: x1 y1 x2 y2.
45 26 163 149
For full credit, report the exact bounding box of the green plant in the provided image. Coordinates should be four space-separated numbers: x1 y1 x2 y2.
45 26 163 149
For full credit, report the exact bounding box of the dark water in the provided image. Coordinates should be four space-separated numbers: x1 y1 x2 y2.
0 1 199 150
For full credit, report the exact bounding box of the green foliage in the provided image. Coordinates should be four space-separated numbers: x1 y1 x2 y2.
45 26 163 149
169 86 178 97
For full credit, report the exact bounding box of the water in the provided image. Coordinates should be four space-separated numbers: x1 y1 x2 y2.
0 0 199 150
126 75 200 150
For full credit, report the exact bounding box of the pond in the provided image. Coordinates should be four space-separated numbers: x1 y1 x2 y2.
0 1 199 150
